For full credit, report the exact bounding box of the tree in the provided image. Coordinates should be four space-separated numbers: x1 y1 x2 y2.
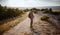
49 8 52 12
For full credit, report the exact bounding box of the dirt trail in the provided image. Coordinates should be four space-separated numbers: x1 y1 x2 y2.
3 12 56 35
3 12 39 35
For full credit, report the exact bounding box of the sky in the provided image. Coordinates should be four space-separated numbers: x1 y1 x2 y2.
0 0 60 7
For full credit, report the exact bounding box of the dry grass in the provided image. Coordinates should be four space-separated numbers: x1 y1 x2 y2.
0 13 27 34
53 9 60 12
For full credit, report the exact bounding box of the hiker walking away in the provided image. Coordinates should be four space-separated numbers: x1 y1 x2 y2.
28 11 34 28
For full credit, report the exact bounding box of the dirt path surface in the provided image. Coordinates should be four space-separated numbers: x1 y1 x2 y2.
3 12 57 35
3 13 40 35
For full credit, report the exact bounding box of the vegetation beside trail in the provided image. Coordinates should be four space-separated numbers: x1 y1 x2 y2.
41 16 49 21
0 13 27 35
30 8 40 13
0 4 29 34
41 8 60 15
0 4 29 25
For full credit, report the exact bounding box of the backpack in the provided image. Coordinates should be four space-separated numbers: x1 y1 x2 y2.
28 12 34 19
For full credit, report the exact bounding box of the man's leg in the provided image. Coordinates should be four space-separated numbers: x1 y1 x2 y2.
30 18 33 28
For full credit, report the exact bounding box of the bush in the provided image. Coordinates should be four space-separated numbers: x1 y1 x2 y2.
49 12 60 15
30 8 38 13
41 8 53 13
41 16 49 21
0 4 24 21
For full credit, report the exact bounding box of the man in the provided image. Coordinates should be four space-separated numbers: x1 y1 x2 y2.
28 11 34 28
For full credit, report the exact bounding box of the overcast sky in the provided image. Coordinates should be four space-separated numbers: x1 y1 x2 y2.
0 0 60 7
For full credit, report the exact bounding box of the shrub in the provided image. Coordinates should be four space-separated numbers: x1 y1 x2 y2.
49 8 52 12
30 8 38 13
49 12 60 15
0 4 24 21
41 16 49 21
41 8 53 13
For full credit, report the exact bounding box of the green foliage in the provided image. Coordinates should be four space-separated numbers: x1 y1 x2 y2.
49 12 60 15
49 8 52 12
41 8 60 15
30 8 38 13
23 9 29 12
41 8 52 13
41 16 49 21
0 4 24 21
